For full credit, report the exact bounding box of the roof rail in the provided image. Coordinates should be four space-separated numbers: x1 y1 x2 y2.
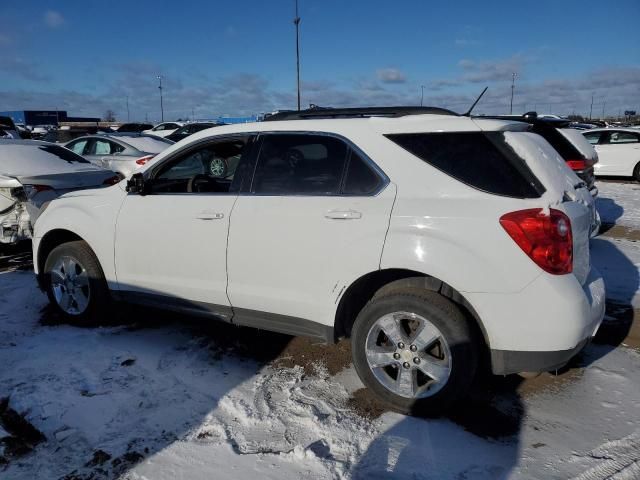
473 112 571 128
263 106 459 121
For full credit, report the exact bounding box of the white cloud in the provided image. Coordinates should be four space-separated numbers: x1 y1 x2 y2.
376 68 407 84
44 11 65 28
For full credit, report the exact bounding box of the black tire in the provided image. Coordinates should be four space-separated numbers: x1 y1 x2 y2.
351 289 478 415
633 162 640 183
43 240 111 326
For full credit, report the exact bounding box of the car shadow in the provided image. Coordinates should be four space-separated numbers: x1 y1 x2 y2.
350 350 525 479
1 271 296 479
595 196 625 233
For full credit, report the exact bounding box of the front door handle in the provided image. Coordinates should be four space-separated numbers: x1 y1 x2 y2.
325 209 362 220
196 211 224 220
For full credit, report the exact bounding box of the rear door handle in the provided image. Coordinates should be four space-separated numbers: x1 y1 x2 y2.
196 211 224 220
325 209 362 220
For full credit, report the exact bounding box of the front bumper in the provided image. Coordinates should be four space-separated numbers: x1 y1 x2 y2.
466 266 606 375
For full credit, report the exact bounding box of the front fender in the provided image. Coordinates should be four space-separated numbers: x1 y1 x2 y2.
33 189 124 286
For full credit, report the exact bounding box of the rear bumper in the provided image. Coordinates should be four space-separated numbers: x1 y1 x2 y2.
466 266 606 375
490 337 590 375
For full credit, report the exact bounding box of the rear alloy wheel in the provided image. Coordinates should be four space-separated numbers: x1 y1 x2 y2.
44 240 111 325
351 290 478 415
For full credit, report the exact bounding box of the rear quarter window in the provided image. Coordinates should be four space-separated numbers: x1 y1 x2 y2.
386 131 544 198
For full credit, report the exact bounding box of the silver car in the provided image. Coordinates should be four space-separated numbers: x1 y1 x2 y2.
64 133 173 177
0 140 120 244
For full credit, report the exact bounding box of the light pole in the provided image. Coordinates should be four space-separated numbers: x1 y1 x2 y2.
601 98 606 120
420 85 425 106
157 75 164 122
126 96 130 122
294 0 301 111
509 72 517 115
589 93 594 120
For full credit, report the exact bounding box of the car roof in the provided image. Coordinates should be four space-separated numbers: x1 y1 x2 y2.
65 134 173 152
583 127 640 133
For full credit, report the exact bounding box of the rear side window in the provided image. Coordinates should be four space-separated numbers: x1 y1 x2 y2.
386 132 543 198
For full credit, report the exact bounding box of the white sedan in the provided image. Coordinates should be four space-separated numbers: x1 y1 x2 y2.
0 140 120 244
583 128 640 180
142 122 184 138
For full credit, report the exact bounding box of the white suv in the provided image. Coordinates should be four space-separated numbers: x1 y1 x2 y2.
32 107 605 413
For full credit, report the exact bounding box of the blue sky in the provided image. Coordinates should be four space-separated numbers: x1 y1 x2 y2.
1 0 639 121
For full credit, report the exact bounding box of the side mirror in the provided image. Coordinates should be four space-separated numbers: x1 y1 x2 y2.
126 173 148 195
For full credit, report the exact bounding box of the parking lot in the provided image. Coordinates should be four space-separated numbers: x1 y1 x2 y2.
0 180 637 479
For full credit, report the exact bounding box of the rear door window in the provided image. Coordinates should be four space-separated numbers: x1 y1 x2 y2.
608 131 639 144
251 134 348 195
386 131 543 198
343 151 383 195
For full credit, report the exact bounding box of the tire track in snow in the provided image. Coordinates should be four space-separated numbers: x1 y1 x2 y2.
571 430 640 480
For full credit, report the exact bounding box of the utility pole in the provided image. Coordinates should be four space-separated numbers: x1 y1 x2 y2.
294 0 301 111
420 85 425 106
126 96 130 122
601 99 606 120
589 94 594 120
157 75 164 122
509 72 517 114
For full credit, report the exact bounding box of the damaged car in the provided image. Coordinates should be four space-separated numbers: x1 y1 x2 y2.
0 140 121 245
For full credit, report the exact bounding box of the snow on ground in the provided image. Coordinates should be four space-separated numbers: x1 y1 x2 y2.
0 181 639 479
597 181 640 228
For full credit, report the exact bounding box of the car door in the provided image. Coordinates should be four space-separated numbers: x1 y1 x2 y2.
114 134 255 318
226 132 395 333
597 131 640 176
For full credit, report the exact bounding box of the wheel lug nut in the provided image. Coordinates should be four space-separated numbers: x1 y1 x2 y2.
393 353 401 360
413 357 420 364
410 345 417 352
398 342 405 349
402 362 410 369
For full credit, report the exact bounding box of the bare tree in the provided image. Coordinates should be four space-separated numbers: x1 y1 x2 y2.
104 110 116 122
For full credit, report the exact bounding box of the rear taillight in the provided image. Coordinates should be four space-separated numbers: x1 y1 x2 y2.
135 155 155 166
566 159 587 171
103 174 123 186
499 208 573 275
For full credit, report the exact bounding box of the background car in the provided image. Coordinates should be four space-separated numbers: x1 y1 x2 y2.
64 133 174 177
0 116 21 139
0 140 120 244
116 123 154 133
477 113 599 197
583 128 640 180
165 122 222 142
142 122 184 138
42 126 104 144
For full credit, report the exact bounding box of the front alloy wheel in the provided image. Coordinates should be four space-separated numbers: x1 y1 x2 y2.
44 240 111 325
49 255 91 315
